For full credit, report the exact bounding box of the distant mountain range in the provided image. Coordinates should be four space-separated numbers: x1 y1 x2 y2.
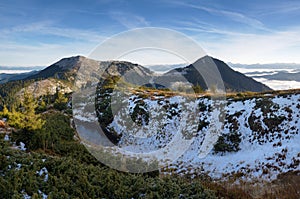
146 63 188 73
0 66 44 71
0 55 272 94
0 70 40 84
228 63 300 70
251 71 300 82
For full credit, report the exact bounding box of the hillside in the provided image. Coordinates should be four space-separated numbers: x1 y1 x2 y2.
0 56 151 107
74 84 299 181
170 90 300 180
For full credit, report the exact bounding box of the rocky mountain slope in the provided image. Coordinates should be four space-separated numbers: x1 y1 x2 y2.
23 55 153 87
0 55 271 100
160 56 271 92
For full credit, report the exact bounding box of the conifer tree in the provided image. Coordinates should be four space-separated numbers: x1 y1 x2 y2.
1 105 9 117
21 91 44 131
54 89 68 111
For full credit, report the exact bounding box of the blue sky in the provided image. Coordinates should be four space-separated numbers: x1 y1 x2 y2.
1 0 300 66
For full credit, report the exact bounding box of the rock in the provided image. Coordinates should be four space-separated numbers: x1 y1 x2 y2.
0 120 6 128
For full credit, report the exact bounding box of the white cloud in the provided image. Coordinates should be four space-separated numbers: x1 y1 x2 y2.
0 21 108 66
200 27 300 64
165 2 300 64
175 19 251 37
173 1 267 30
109 12 150 29
258 1 300 15
173 18 300 64
0 21 106 42
0 41 95 66
254 78 300 90
89 27 207 65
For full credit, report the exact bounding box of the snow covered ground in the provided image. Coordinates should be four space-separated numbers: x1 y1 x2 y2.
169 93 300 181
74 89 300 181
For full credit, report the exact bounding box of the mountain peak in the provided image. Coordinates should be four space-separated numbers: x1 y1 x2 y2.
163 55 272 92
54 55 92 70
